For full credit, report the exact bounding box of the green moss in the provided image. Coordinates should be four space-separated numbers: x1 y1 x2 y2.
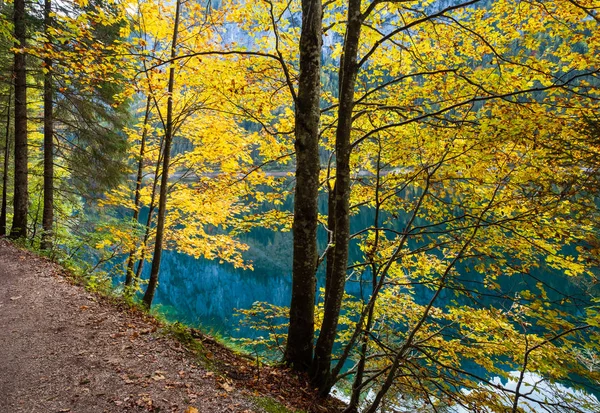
252 396 306 413
161 321 206 358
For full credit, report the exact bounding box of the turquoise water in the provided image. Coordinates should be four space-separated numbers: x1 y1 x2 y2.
147 234 294 338
136 206 591 342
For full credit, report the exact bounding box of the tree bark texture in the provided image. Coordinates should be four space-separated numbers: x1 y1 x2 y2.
10 0 28 239
311 0 362 393
41 0 54 250
1 86 11 236
142 0 181 308
284 0 323 371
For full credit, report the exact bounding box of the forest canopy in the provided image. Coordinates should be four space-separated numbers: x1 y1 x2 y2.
1 0 600 411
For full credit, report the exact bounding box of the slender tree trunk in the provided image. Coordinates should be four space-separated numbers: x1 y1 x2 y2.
0 86 12 236
142 0 181 308
324 186 335 304
284 0 323 371
345 145 382 413
125 96 152 287
10 0 28 239
30 190 41 244
133 135 165 284
134 172 159 282
41 0 54 250
311 0 362 393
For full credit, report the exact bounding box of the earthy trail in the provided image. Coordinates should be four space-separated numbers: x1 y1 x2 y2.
0 239 258 413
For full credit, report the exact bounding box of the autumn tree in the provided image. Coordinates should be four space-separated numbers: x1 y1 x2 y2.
224 0 600 411
124 96 152 288
310 0 367 389
101 0 276 304
141 0 182 308
296 0 600 410
284 0 323 371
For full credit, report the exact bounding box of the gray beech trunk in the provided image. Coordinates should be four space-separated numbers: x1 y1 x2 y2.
10 0 28 239
142 0 181 308
311 0 362 393
41 0 53 250
284 0 323 371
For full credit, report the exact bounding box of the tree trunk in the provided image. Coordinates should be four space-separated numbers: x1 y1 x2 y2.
345 147 382 412
10 0 28 239
41 0 54 250
142 0 181 308
0 86 11 236
125 96 152 287
311 0 362 393
134 168 160 283
284 0 323 371
133 135 164 285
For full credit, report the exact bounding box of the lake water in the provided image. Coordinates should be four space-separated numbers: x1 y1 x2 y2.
146 229 295 338
138 205 421 337
141 207 591 340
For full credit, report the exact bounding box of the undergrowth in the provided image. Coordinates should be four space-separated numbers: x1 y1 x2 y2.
161 321 206 356
252 396 307 413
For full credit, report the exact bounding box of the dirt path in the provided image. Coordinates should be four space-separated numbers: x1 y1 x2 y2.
0 239 259 413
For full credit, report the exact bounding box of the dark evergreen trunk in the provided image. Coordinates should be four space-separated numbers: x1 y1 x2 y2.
125 96 152 287
10 0 28 239
284 0 323 371
0 86 11 236
41 0 54 250
311 0 362 393
142 0 181 308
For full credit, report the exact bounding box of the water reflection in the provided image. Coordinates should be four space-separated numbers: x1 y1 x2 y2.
150 240 293 337
139 205 592 342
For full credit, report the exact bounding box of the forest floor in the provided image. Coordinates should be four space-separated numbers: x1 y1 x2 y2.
0 239 344 413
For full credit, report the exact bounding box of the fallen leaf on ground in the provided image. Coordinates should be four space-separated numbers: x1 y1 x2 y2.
185 407 199 413
219 382 234 392
152 371 166 381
